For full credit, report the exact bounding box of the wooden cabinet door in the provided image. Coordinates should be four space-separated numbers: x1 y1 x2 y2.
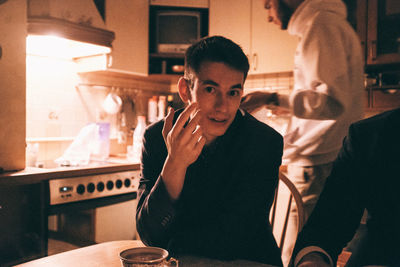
250 0 297 74
366 0 400 65
209 0 251 57
209 0 297 74
0 0 26 171
106 0 149 74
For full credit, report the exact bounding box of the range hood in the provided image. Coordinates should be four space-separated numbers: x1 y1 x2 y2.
27 0 115 59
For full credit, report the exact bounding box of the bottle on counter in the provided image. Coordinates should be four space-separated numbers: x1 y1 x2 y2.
148 96 158 124
157 95 166 120
130 115 146 162
92 122 110 161
167 94 174 109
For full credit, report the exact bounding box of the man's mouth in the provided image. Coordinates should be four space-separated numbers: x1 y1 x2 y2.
209 117 228 123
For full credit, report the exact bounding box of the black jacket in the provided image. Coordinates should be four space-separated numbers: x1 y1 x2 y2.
292 108 400 266
136 109 284 266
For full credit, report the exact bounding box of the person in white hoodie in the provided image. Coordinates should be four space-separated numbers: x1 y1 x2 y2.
240 0 364 265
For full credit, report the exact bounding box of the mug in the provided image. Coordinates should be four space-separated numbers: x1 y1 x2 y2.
119 247 178 267
102 92 122 115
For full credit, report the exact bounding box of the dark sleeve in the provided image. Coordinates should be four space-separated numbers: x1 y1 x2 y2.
292 123 370 263
135 123 177 248
171 130 283 259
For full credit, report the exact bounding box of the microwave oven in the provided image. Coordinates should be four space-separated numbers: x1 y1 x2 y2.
150 6 208 55
156 10 201 54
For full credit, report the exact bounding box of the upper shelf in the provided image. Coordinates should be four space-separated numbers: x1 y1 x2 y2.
150 53 184 59
78 70 180 93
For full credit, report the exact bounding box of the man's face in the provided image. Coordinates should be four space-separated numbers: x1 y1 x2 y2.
264 0 293 30
187 61 244 144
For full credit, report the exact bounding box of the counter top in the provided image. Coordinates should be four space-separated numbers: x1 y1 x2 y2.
0 157 140 186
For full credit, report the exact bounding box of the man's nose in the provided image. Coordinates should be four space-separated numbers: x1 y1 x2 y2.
214 93 228 112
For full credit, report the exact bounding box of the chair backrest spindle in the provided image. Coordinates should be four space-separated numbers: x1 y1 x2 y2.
270 171 305 254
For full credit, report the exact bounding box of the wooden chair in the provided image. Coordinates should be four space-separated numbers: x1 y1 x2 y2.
270 171 305 252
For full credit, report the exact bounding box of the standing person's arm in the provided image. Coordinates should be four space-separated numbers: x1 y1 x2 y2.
240 91 290 113
289 19 360 120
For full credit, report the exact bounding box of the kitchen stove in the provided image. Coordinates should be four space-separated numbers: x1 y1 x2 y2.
49 170 140 205
46 166 141 253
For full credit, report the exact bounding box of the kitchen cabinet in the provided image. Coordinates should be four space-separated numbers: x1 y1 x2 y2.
0 0 26 171
356 0 400 66
209 0 297 74
365 87 400 112
105 0 148 75
0 182 47 265
364 67 400 112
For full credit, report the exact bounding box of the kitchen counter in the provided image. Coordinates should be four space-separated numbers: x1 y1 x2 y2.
0 157 140 186
0 157 141 267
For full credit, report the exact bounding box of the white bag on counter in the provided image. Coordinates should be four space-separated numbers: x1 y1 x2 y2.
55 122 110 166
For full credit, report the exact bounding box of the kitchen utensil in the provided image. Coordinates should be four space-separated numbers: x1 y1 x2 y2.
121 95 136 130
102 88 122 115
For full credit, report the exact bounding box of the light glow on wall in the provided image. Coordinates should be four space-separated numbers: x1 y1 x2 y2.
26 35 111 59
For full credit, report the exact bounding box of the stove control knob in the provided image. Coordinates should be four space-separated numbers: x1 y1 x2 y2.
97 182 105 192
87 182 95 193
124 178 131 187
116 179 123 189
106 180 114 190
77 184 85 195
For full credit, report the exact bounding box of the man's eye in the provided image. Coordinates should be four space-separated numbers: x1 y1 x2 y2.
265 0 271 9
265 4 271 9
205 87 215 93
229 90 241 97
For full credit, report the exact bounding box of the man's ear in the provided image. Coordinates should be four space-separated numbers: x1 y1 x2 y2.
178 77 190 103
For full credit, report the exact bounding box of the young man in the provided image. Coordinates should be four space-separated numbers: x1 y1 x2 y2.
240 0 364 264
136 36 283 266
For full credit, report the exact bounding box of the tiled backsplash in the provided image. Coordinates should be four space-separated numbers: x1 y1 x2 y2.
26 54 293 163
245 71 293 94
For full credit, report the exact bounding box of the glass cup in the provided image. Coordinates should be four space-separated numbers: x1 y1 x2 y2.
26 142 39 167
119 247 178 267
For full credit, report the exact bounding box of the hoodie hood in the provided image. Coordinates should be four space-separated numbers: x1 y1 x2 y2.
288 0 347 37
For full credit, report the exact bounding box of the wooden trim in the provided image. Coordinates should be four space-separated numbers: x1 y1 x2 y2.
356 0 368 59
78 70 176 94
366 0 378 64
28 17 115 47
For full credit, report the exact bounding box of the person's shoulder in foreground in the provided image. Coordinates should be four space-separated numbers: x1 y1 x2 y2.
136 35 284 266
291 107 400 267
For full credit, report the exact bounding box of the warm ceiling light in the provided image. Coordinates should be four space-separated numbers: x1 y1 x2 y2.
26 34 111 59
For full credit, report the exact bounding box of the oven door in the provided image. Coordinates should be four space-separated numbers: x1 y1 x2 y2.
47 170 140 253
48 195 138 248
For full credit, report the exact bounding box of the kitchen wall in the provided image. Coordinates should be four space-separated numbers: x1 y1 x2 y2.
26 53 293 164
26 54 108 163
25 54 162 164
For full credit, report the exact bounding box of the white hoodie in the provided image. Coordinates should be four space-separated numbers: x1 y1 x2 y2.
283 0 364 166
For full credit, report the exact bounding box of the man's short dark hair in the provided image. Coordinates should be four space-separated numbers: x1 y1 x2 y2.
184 36 250 88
